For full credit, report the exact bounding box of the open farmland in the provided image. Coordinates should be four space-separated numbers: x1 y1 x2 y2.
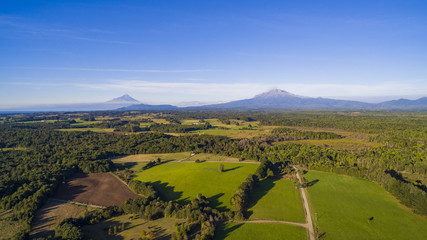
191 126 276 139
30 200 94 239
184 153 255 163
114 152 192 162
135 162 259 210
248 178 305 222
54 173 138 206
304 171 427 240
57 128 115 133
214 222 307 240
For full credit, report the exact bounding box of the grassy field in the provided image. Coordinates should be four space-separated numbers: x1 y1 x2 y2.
214 222 307 240
248 178 305 222
83 215 183 240
185 153 254 163
135 162 259 210
114 152 192 162
180 119 201 125
304 170 427 240
0 147 27 151
183 118 277 139
57 128 114 133
191 126 276 139
204 118 261 128
70 120 102 126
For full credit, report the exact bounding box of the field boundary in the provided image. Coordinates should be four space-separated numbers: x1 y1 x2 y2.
49 198 106 209
0 209 12 217
232 219 307 228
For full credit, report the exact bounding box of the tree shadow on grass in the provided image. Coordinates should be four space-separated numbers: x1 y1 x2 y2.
245 178 276 218
214 222 244 240
223 166 242 172
306 179 319 187
83 219 125 240
207 193 226 212
113 162 138 170
148 181 183 202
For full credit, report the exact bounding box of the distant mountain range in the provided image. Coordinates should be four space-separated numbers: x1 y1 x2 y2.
117 103 178 111
192 89 426 110
0 94 141 112
1 90 426 112
106 94 140 104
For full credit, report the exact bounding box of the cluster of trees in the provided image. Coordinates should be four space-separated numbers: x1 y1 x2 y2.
271 127 342 140
54 206 122 240
148 123 212 133
52 188 221 239
230 174 258 218
121 194 220 240
142 159 162 170
128 180 157 198
230 160 278 218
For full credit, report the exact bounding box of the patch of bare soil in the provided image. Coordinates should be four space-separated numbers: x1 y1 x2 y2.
54 173 138 206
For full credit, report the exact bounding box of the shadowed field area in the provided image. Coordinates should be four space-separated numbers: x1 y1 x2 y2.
54 173 138 206
135 162 259 210
30 200 94 239
247 178 305 222
305 170 427 240
83 215 183 240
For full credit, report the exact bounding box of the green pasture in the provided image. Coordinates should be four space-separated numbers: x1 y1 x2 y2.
180 119 201 125
185 153 243 162
191 126 275 139
71 120 101 126
114 152 192 163
248 178 305 222
305 170 427 240
0 147 27 151
15 120 58 123
214 222 307 240
56 128 114 133
135 162 259 210
204 118 261 128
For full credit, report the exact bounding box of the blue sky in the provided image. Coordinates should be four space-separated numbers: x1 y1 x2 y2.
1 0 426 107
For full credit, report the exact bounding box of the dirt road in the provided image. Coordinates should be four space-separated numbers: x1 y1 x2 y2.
294 166 316 240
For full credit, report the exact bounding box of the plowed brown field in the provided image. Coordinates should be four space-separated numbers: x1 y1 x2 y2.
54 173 138 206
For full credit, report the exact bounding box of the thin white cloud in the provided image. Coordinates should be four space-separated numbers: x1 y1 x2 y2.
0 15 131 44
76 80 266 97
11 67 215 73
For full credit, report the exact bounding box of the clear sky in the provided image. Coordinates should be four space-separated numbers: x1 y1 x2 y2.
1 0 426 107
